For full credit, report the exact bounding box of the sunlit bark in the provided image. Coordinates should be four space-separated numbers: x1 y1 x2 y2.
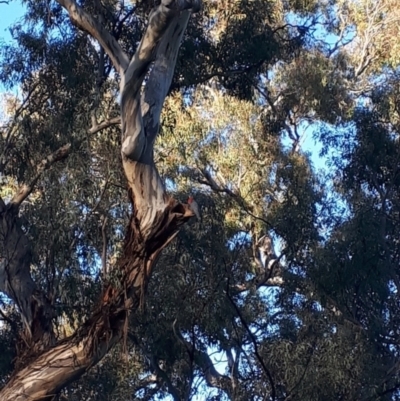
0 1 200 400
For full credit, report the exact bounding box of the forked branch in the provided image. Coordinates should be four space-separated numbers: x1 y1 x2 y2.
120 0 200 232
56 0 129 74
0 2 201 400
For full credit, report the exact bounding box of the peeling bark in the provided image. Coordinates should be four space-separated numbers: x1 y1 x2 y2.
0 1 200 400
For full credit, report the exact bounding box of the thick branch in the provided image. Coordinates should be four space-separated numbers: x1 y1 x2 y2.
142 11 192 146
1 117 120 347
0 0 200 401
120 0 200 232
11 144 71 207
120 3 180 162
120 0 200 162
0 205 54 347
88 116 120 135
1 2 200 399
10 116 119 210
0 332 119 401
1 200 190 400
56 0 129 74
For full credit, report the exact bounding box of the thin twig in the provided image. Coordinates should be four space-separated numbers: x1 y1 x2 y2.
226 278 277 401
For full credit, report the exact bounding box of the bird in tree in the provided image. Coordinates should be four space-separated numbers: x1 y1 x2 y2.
188 195 201 222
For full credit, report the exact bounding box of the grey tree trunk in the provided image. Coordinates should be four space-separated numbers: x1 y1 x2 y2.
0 1 200 400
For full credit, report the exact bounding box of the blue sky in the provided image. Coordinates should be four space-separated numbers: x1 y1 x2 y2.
0 1 25 43
0 1 327 170
0 2 332 398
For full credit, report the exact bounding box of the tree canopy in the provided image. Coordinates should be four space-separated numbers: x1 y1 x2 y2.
1 0 400 400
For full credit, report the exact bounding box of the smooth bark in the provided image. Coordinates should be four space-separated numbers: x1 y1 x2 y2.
0 1 200 399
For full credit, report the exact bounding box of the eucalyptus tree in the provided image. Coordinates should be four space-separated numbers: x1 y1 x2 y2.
0 1 201 399
0 0 317 397
3 0 400 400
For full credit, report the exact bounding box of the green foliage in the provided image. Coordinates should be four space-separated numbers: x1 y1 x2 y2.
2 0 400 400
